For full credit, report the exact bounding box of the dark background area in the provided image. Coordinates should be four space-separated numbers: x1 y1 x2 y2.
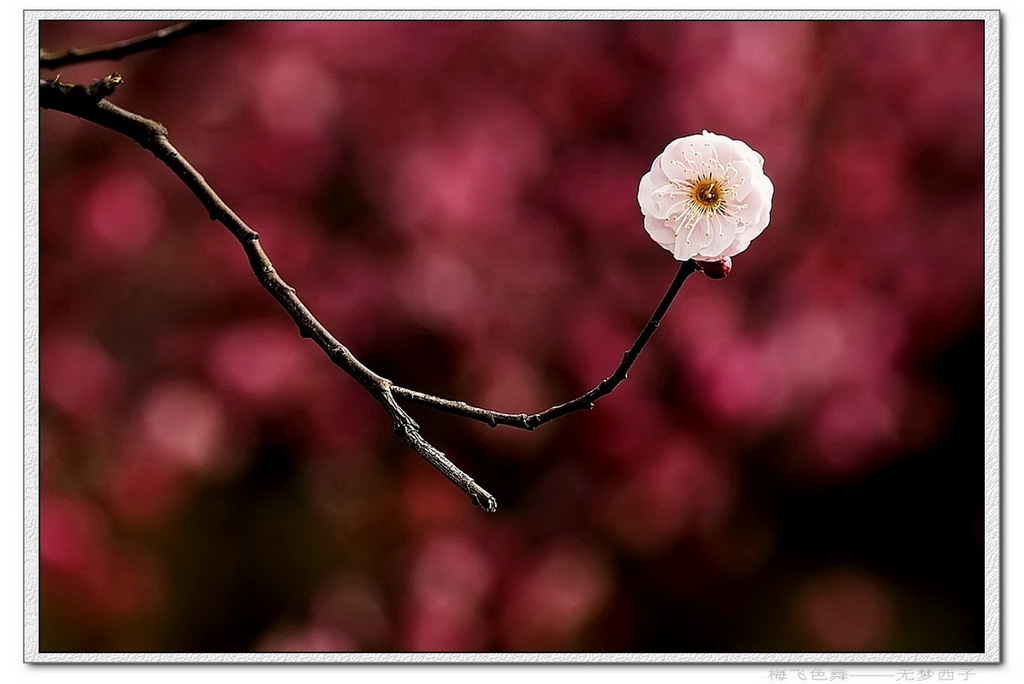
37 20 985 653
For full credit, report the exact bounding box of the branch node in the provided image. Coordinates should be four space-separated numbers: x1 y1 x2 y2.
86 72 123 100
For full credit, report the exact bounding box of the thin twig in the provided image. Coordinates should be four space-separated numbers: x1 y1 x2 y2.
390 260 697 428
39 73 699 512
40 21 228 69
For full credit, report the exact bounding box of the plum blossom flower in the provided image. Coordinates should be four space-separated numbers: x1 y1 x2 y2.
638 131 774 262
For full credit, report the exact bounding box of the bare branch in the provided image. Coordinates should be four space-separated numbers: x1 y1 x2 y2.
39 73 700 512
40 21 227 69
39 74 496 512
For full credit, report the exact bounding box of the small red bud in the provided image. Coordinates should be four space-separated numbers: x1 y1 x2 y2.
696 257 732 279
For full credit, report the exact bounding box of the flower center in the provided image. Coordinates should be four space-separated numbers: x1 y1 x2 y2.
687 175 726 214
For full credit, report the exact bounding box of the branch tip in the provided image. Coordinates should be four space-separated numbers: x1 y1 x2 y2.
472 490 498 513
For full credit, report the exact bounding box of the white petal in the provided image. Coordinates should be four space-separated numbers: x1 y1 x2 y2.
704 132 761 166
722 135 764 168
730 189 767 227
648 154 670 186
737 206 772 241
644 215 676 249
719 237 751 259
701 130 764 169
733 192 773 243
757 173 775 208
641 180 689 220
673 230 700 261
726 159 759 202
638 172 659 216
640 156 693 221
704 136 744 167
657 187 691 220
737 169 773 206
699 214 736 259
685 215 715 254
731 171 773 231
660 135 712 182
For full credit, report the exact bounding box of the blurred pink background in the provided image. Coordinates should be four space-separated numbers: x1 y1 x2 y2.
38 20 985 653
